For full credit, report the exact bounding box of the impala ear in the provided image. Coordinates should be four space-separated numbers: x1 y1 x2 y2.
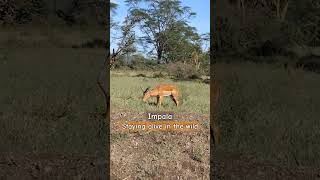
143 87 150 95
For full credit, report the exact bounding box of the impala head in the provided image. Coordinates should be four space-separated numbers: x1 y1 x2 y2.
141 87 150 102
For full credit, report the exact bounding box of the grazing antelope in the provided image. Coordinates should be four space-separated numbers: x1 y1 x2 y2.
142 84 179 107
211 79 220 145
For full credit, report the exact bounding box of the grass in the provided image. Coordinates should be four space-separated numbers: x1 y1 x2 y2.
0 25 107 155
110 70 210 114
1 24 320 169
215 62 320 167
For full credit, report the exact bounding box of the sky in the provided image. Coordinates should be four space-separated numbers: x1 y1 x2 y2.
110 0 210 54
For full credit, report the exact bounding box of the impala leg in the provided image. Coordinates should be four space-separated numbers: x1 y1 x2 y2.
175 96 179 106
171 91 179 106
170 95 176 105
172 95 179 106
158 96 163 107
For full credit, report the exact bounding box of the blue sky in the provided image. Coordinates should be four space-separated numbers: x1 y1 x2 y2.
110 0 210 54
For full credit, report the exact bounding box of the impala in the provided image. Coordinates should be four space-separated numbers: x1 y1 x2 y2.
142 84 179 107
211 79 220 145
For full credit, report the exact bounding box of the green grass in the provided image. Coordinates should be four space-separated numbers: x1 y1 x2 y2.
0 26 106 155
1 25 320 168
110 71 210 114
0 48 106 154
215 62 320 167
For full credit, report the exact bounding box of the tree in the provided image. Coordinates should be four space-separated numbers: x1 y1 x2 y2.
97 1 118 120
110 1 118 28
160 24 201 63
287 0 320 46
0 0 47 25
125 0 197 64
0 0 16 25
110 15 136 68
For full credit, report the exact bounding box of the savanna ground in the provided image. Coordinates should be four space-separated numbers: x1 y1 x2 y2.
111 61 320 179
110 70 210 179
1 25 320 179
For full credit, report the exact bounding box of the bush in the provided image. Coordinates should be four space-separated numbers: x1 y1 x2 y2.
145 60 159 70
167 62 199 80
153 72 166 78
113 58 126 69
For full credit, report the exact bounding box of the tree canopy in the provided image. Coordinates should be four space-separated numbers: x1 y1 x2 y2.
124 0 201 64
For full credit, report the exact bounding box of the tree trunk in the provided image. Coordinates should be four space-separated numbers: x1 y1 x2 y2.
157 50 162 64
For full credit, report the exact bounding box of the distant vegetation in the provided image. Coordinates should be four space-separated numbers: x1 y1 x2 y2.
213 0 320 73
0 0 105 26
110 0 210 81
111 53 209 81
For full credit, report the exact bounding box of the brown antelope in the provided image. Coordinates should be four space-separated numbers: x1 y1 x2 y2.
142 84 179 107
211 79 220 145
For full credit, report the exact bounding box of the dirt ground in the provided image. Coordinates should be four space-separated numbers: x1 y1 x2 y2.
212 152 320 180
0 153 107 179
1 111 319 179
110 111 210 180
1 152 319 179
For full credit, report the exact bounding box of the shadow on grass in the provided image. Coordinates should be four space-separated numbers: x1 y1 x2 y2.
148 102 158 106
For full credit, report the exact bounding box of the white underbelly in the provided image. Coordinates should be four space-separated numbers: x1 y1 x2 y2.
163 92 172 96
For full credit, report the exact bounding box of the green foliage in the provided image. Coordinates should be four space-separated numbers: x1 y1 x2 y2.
113 53 167 71
1 0 106 26
113 52 209 78
214 0 320 57
199 51 210 75
113 57 127 69
125 0 199 63
167 62 199 80
0 0 48 24
131 54 146 65
287 0 320 46
110 2 118 27
162 26 202 63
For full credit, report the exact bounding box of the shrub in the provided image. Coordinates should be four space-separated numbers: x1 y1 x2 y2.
113 58 126 69
167 62 199 80
153 72 166 78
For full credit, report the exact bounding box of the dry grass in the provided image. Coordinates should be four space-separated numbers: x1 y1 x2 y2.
110 111 210 179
